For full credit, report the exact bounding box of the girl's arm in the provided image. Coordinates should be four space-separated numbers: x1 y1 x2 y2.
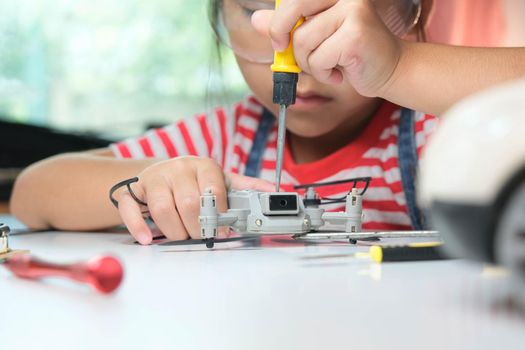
382 43 525 116
10 150 273 244
254 0 525 116
9 150 156 231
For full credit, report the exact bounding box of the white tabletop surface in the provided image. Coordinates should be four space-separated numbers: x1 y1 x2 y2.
1 215 524 350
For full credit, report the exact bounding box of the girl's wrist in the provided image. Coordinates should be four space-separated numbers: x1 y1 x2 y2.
376 39 414 101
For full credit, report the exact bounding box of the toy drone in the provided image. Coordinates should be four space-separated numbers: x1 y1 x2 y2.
176 177 438 248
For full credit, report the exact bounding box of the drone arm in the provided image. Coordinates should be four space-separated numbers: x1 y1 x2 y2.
321 189 363 232
199 190 239 239
217 214 239 227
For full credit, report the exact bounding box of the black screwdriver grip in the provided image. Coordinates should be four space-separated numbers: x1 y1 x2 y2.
273 72 299 106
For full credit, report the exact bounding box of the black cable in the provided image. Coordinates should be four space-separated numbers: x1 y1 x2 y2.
109 177 147 209
294 176 372 191
302 177 372 206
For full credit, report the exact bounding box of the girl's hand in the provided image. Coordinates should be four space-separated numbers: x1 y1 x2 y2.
251 0 403 97
115 156 274 245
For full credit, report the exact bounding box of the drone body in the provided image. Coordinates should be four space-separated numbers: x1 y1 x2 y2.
199 183 373 248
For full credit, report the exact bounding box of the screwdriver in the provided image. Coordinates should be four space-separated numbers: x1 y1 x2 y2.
271 0 304 192
0 223 124 294
369 242 449 263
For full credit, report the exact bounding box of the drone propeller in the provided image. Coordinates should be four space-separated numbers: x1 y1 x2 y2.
159 236 258 247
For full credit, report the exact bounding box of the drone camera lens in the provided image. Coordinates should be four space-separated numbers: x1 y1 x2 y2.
268 194 298 212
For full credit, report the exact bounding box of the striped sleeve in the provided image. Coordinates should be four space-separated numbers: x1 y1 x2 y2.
110 106 237 163
415 112 439 156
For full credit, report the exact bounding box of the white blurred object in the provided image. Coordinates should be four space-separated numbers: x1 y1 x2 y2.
419 77 525 306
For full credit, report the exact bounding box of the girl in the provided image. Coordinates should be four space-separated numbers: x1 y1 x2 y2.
10 0 525 245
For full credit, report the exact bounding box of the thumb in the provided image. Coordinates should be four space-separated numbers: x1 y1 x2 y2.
225 172 275 192
251 9 273 38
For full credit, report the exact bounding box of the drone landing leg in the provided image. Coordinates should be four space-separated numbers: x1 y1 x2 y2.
204 238 215 249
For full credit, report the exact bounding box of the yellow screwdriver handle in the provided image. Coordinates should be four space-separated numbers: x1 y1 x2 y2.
271 0 304 74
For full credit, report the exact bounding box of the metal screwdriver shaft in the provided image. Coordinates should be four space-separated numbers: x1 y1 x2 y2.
275 104 287 191
271 0 304 192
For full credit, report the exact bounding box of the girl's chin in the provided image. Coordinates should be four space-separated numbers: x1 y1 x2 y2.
287 124 338 139
289 95 333 111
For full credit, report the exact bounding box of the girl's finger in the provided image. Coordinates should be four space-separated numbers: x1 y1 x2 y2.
307 26 356 85
146 182 189 242
226 173 275 192
292 5 341 75
269 0 338 51
118 190 153 245
171 173 203 240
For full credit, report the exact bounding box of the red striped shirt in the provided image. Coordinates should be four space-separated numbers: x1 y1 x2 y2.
110 96 439 230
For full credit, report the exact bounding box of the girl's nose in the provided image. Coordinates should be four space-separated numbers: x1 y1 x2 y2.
297 71 322 89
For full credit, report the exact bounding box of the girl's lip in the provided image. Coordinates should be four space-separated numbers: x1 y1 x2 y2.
291 92 333 110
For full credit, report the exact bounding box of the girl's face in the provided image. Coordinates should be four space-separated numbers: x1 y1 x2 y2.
219 0 430 138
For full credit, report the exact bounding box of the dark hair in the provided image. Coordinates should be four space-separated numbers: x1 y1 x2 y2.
205 0 227 106
208 0 223 54
208 0 221 29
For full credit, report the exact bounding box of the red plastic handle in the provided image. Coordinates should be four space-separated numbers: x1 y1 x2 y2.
4 254 124 294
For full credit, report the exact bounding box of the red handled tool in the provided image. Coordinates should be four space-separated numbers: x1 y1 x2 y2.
1 223 124 294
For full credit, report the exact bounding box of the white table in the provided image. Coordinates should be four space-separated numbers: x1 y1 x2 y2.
1 215 524 350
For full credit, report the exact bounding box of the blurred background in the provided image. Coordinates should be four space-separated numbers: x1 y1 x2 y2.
0 0 247 139
0 0 524 202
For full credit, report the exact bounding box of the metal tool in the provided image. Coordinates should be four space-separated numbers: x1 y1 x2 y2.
271 0 304 192
0 223 124 294
294 231 440 242
368 242 449 263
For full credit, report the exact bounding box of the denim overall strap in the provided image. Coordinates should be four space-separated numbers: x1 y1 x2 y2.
244 108 275 177
398 108 426 230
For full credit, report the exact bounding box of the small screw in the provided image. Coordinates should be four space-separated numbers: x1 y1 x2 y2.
255 219 263 227
0 224 9 254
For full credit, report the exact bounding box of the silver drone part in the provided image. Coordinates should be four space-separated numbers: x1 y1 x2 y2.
198 188 365 237
199 190 238 239
0 224 9 255
322 188 363 233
